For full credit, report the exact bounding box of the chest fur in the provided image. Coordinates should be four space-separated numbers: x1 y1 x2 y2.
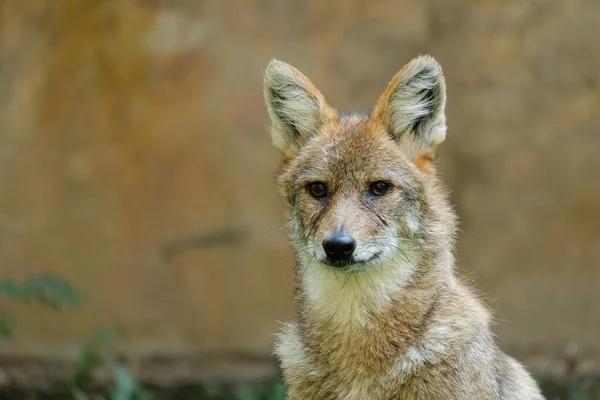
275 314 456 400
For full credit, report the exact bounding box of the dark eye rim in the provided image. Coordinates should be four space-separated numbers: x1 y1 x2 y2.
307 181 328 198
368 181 390 197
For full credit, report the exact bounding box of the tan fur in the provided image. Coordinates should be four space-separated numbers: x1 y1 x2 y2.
264 56 544 399
414 153 435 173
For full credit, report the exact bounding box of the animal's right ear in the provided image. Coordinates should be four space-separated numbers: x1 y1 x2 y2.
263 60 334 158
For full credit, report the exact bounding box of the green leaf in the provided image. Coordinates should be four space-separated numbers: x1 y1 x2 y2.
108 362 151 400
271 382 285 400
26 273 82 308
0 314 16 339
113 364 137 394
0 279 22 300
0 273 81 310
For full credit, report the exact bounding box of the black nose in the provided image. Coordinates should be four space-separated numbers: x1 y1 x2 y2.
322 231 356 264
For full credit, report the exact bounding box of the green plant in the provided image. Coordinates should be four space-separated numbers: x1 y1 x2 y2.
57 327 151 400
0 272 81 338
269 382 285 400
106 363 151 400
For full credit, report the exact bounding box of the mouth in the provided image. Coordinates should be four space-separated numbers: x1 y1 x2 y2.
321 251 383 270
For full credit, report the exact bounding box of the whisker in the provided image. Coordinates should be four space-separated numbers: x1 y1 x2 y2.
341 272 351 291
353 272 363 293
364 268 376 286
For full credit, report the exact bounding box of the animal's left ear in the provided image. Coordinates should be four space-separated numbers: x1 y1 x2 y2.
372 55 447 163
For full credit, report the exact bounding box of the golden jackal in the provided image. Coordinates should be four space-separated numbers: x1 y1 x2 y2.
263 55 544 399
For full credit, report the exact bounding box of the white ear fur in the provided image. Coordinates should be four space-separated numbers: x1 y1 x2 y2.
263 60 331 156
375 55 447 157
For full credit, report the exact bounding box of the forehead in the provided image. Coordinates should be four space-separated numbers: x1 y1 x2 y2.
291 116 415 184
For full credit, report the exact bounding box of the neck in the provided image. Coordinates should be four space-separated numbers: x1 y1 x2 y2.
294 246 454 371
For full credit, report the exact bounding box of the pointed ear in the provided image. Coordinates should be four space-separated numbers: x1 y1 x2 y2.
263 60 335 157
372 55 447 161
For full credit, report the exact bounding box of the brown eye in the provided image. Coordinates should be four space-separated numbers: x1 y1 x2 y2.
369 181 390 197
308 182 328 198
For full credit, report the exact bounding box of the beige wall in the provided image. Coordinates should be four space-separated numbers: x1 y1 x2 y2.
0 0 599 369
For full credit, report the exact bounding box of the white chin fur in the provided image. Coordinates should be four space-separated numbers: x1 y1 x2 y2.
300 246 418 327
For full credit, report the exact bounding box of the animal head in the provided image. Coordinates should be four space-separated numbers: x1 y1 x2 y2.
264 56 455 274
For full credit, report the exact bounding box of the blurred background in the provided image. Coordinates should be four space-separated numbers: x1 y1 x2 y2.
0 0 599 398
